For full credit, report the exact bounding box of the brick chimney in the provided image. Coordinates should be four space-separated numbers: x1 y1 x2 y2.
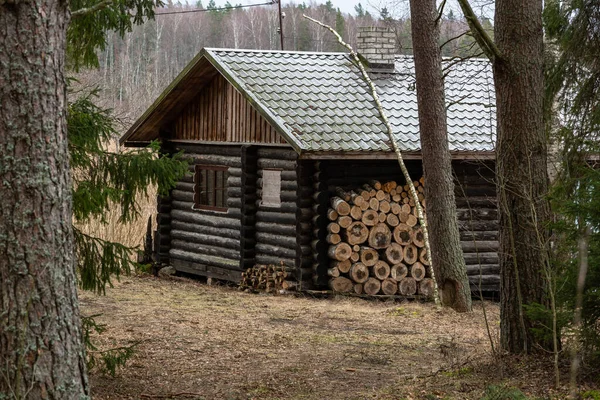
356 27 396 72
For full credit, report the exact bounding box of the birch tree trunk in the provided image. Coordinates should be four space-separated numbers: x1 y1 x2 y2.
494 0 551 354
409 0 472 312
0 0 89 397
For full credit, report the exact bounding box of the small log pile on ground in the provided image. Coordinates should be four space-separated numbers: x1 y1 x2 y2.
240 264 297 293
326 179 435 298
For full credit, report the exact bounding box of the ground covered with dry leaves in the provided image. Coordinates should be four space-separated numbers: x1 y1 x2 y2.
80 275 568 400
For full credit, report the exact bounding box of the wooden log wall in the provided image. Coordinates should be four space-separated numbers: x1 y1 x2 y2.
315 159 500 293
254 148 305 279
239 145 258 270
155 138 176 265
453 161 499 292
312 162 332 287
156 194 172 264
167 143 244 281
173 74 287 145
296 161 315 288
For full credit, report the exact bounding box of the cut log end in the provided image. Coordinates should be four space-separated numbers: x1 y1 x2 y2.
410 262 426 281
363 277 381 295
349 262 370 283
368 223 392 249
384 243 404 265
399 277 417 296
360 247 379 266
390 263 408 281
345 221 369 245
328 243 352 261
329 276 353 292
418 278 435 298
372 260 390 280
381 278 398 295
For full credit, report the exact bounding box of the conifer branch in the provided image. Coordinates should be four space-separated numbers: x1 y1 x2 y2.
71 0 116 17
303 14 440 305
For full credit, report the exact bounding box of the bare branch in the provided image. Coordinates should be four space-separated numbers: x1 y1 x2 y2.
71 0 115 18
456 0 502 62
303 14 440 305
435 0 447 25
439 30 470 50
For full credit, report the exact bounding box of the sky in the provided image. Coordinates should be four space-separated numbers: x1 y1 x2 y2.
204 0 493 19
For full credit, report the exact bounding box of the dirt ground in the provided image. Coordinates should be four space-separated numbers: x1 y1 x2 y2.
80 274 572 400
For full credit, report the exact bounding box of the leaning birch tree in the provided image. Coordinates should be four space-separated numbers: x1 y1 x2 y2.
303 15 441 306
408 0 471 312
457 0 552 353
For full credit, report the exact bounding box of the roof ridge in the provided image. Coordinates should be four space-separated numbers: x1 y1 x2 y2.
206 48 349 56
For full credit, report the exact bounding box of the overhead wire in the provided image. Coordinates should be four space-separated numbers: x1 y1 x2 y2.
156 0 276 16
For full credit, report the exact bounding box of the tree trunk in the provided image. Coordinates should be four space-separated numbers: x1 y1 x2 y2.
0 0 89 397
409 0 472 312
494 0 550 353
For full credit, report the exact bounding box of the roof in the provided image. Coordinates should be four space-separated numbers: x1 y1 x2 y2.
122 48 496 155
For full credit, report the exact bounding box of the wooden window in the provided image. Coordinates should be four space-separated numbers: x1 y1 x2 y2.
193 165 228 211
261 169 282 207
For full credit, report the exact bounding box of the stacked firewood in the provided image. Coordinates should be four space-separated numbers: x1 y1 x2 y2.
240 264 297 293
326 179 435 298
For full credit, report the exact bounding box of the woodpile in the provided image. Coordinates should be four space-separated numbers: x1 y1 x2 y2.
327 179 434 297
240 264 297 293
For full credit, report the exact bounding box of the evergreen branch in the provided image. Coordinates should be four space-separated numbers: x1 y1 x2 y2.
74 227 138 294
456 0 502 62
71 0 116 17
303 14 440 305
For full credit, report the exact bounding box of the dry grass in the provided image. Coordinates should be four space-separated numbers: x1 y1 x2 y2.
74 139 158 250
79 275 572 400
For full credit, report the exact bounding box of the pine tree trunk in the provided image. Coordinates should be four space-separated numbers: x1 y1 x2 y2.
494 0 550 353
0 1 89 397
409 0 472 311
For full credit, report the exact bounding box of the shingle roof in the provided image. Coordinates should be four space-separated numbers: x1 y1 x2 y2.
206 49 496 153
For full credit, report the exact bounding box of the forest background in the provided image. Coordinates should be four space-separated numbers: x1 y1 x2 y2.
76 0 493 150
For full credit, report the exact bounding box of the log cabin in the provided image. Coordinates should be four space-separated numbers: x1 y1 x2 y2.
121 27 499 294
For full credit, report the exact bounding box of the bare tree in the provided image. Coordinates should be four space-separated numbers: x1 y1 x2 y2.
408 0 472 312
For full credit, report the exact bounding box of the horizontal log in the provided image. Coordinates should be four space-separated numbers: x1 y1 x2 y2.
255 211 296 224
458 220 499 231
460 240 499 253
256 243 296 259
171 220 240 240
256 148 298 160
170 248 240 269
456 208 498 221
455 196 497 208
468 274 500 286
171 209 241 229
171 259 243 282
257 179 298 191
258 158 297 170
171 239 240 260
257 201 297 214
256 221 296 236
255 231 297 250
254 254 295 267
463 252 498 265
171 230 241 251
460 230 498 241
256 190 298 203
465 264 500 276
175 143 242 157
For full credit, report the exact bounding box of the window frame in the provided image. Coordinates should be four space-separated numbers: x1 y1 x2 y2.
193 164 229 212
